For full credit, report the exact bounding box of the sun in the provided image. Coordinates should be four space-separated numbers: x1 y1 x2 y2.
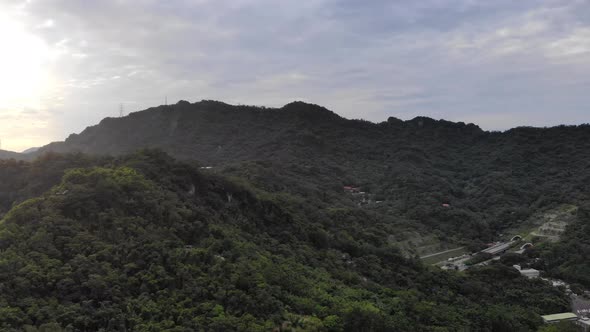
0 9 55 152
0 13 51 111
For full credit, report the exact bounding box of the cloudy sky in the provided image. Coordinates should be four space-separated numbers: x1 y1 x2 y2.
1 0 589 151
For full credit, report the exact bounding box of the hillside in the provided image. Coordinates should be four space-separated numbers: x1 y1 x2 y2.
38 100 484 166
0 151 571 331
21 147 40 154
0 149 24 160
33 101 590 253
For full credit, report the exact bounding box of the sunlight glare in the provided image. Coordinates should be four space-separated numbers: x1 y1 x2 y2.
0 14 51 110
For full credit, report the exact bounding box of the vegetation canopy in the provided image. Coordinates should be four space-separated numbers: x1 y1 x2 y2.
0 151 574 331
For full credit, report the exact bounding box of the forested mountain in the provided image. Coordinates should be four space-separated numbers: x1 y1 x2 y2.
34 101 590 251
37 100 484 166
1 101 589 330
0 151 572 331
536 205 590 289
0 150 26 160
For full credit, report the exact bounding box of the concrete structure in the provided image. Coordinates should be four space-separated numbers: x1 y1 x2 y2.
513 265 540 278
542 313 578 324
482 241 515 255
578 317 590 331
572 295 590 318
520 268 540 278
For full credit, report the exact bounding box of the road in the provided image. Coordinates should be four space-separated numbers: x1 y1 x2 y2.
420 247 465 259
481 241 517 255
422 239 519 271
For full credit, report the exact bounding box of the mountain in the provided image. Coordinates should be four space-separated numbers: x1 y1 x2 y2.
0 149 24 160
21 147 39 154
34 101 590 252
0 151 571 331
37 100 484 165
1 101 589 330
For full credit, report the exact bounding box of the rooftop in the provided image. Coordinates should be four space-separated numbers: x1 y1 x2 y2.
542 313 578 322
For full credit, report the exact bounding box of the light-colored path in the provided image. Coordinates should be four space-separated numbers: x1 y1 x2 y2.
420 247 465 259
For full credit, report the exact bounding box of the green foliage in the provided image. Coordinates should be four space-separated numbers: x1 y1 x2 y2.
3 103 590 274
538 321 580 332
0 151 572 331
465 252 494 266
2 101 580 247
499 253 526 266
538 205 590 288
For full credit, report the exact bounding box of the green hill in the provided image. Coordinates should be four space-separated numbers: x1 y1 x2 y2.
33 101 590 251
2 101 590 330
0 151 570 331
0 150 25 160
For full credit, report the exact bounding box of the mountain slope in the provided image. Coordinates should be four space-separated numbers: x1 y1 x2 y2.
21 147 39 154
38 100 484 166
33 101 590 252
0 151 570 331
0 149 24 160
0 153 101 217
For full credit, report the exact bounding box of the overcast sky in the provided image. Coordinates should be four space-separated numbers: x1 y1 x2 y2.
1 0 589 151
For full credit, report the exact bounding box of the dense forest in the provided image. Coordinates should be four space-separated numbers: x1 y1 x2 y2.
0 151 572 331
0 150 28 161
1 101 590 330
18 101 590 253
536 205 590 289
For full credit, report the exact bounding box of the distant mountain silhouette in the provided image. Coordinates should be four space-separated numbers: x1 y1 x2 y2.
21 146 39 154
0 149 26 160
36 100 484 164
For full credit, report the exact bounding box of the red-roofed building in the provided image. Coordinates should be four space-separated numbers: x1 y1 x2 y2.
343 186 361 193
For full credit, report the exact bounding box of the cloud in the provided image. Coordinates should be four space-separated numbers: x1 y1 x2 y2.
0 0 589 150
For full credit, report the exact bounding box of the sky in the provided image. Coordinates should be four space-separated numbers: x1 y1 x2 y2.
0 0 589 152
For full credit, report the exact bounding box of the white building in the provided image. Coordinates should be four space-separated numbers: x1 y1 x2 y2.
578 317 590 332
513 265 540 278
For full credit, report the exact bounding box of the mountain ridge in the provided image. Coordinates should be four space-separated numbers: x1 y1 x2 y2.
3 100 590 250
34 100 488 162
1 102 589 330
0 149 27 160
4 100 588 161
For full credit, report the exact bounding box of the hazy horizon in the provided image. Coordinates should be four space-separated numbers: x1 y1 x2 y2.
1 0 590 151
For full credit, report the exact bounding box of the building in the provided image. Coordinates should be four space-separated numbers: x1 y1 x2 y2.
578 317 590 332
572 294 590 318
482 242 513 255
520 268 540 278
343 186 360 193
541 313 578 324
513 265 540 278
